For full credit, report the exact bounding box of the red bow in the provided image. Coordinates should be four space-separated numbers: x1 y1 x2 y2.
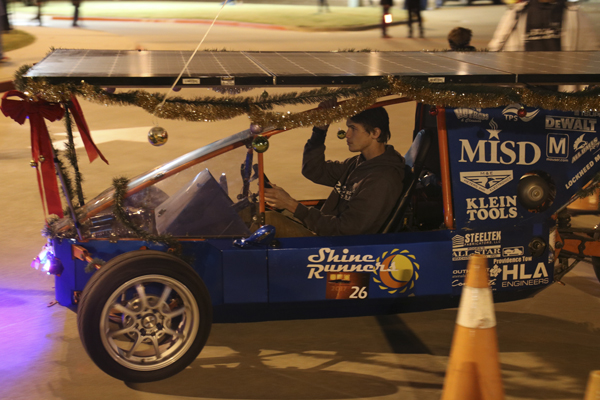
68 94 109 165
1 91 109 218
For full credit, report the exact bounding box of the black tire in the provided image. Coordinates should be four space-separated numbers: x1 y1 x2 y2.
77 250 212 382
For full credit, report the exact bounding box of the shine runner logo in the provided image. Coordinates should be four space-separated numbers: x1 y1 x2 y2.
372 249 419 294
306 248 419 295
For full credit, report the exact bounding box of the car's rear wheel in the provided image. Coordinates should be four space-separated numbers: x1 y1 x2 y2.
77 250 212 382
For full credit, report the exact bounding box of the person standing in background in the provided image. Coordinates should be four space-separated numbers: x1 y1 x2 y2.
488 0 598 51
0 0 6 62
381 0 393 38
72 1 81 27
318 0 330 13
406 0 423 38
448 27 476 51
33 0 44 26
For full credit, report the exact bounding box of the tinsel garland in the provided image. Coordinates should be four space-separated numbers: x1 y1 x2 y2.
14 64 600 130
63 106 85 207
112 177 181 254
576 172 600 199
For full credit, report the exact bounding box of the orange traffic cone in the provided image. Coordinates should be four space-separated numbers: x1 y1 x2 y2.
441 254 505 400
584 370 600 400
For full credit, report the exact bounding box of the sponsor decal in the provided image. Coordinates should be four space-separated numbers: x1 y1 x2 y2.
306 248 379 279
545 115 597 132
487 118 501 140
460 170 513 195
565 160 595 189
546 133 569 162
372 249 420 294
502 246 524 257
326 272 370 300
452 278 497 287
465 196 518 221
452 231 502 261
452 261 549 288
575 110 600 117
454 108 490 123
306 248 419 296
459 137 541 165
571 134 600 164
493 255 532 265
502 104 540 122
500 262 549 287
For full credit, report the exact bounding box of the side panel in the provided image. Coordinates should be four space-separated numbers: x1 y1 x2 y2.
222 247 268 304
449 224 553 295
53 238 225 307
446 106 600 230
267 231 453 303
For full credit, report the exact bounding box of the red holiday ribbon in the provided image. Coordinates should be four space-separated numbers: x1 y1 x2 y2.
1 91 65 217
68 94 108 164
1 91 109 218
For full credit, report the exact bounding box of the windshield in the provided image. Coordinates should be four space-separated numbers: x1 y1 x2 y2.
65 129 260 239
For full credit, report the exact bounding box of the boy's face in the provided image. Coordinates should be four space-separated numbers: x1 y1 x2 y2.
345 119 380 153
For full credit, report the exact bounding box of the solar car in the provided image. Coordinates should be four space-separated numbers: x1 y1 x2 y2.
16 49 600 382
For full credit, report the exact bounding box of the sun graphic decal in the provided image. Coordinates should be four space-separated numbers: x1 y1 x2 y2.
373 249 419 294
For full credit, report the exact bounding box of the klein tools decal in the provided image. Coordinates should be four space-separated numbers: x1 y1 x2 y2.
460 170 513 194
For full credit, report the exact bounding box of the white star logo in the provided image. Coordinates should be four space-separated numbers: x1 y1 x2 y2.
487 118 501 140
487 129 501 140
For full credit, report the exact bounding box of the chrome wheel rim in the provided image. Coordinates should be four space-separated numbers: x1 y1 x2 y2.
100 274 200 371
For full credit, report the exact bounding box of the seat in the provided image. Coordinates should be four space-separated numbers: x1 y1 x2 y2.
380 128 434 233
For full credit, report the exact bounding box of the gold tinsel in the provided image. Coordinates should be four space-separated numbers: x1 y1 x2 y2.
16 69 600 130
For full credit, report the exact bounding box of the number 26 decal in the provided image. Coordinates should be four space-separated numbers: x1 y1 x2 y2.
350 286 368 299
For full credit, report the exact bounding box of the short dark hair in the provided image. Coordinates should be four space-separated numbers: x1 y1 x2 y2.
348 107 390 143
448 27 473 50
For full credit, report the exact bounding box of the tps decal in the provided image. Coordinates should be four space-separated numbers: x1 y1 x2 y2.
502 104 540 122
460 170 513 194
452 231 501 261
372 249 419 294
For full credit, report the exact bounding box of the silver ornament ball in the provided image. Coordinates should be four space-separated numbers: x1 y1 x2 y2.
148 126 169 146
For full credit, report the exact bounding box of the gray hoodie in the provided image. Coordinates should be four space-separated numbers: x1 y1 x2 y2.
294 127 405 236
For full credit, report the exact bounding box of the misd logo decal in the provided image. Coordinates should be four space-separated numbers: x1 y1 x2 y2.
372 249 419 294
460 170 513 194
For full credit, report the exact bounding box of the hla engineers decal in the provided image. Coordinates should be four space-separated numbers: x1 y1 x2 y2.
306 248 420 294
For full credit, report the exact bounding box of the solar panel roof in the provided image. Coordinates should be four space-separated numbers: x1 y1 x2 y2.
24 49 600 87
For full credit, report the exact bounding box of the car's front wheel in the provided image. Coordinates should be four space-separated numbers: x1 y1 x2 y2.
77 250 212 382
